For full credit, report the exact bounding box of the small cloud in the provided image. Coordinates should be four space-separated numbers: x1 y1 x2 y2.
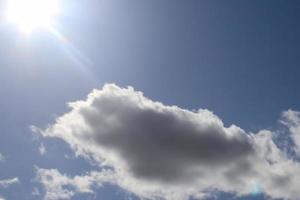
29 125 43 141
32 187 41 196
64 154 73 160
0 177 20 188
281 109 300 156
0 153 5 162
35 167 108 200
39 144 46 156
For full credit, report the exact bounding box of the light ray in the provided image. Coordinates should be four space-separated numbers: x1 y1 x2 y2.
48 26 97 83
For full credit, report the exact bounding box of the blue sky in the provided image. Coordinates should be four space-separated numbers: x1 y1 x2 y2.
1 0 300 200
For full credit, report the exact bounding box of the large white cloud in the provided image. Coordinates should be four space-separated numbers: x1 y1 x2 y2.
36 84 300 200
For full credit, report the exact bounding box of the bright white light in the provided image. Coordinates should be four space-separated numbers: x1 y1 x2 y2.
5 0 60 33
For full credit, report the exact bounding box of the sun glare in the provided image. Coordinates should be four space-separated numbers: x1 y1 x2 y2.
5 0 60 33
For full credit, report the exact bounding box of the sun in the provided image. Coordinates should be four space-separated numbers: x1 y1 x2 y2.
5 0 60 34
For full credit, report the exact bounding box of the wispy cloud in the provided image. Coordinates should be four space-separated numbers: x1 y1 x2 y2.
35 167 114 200
281 109 300 156
39 144 46 156
0 177 20 188
36 84 300 200
0 153 5 162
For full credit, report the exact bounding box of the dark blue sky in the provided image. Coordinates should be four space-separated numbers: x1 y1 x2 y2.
57 0 300 130
0 0 300 200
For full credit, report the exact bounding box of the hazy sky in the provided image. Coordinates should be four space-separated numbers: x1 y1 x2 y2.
1 1 300 200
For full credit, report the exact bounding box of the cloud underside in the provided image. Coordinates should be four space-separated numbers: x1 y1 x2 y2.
37 84 300 200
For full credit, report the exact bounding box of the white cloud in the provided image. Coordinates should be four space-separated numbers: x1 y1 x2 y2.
35 167 114 200
36 84 300 200
39 144 46 156
0 177 20 188
36 168 74 200
281 109 300 156
0 153 5 162
0 156 19 200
